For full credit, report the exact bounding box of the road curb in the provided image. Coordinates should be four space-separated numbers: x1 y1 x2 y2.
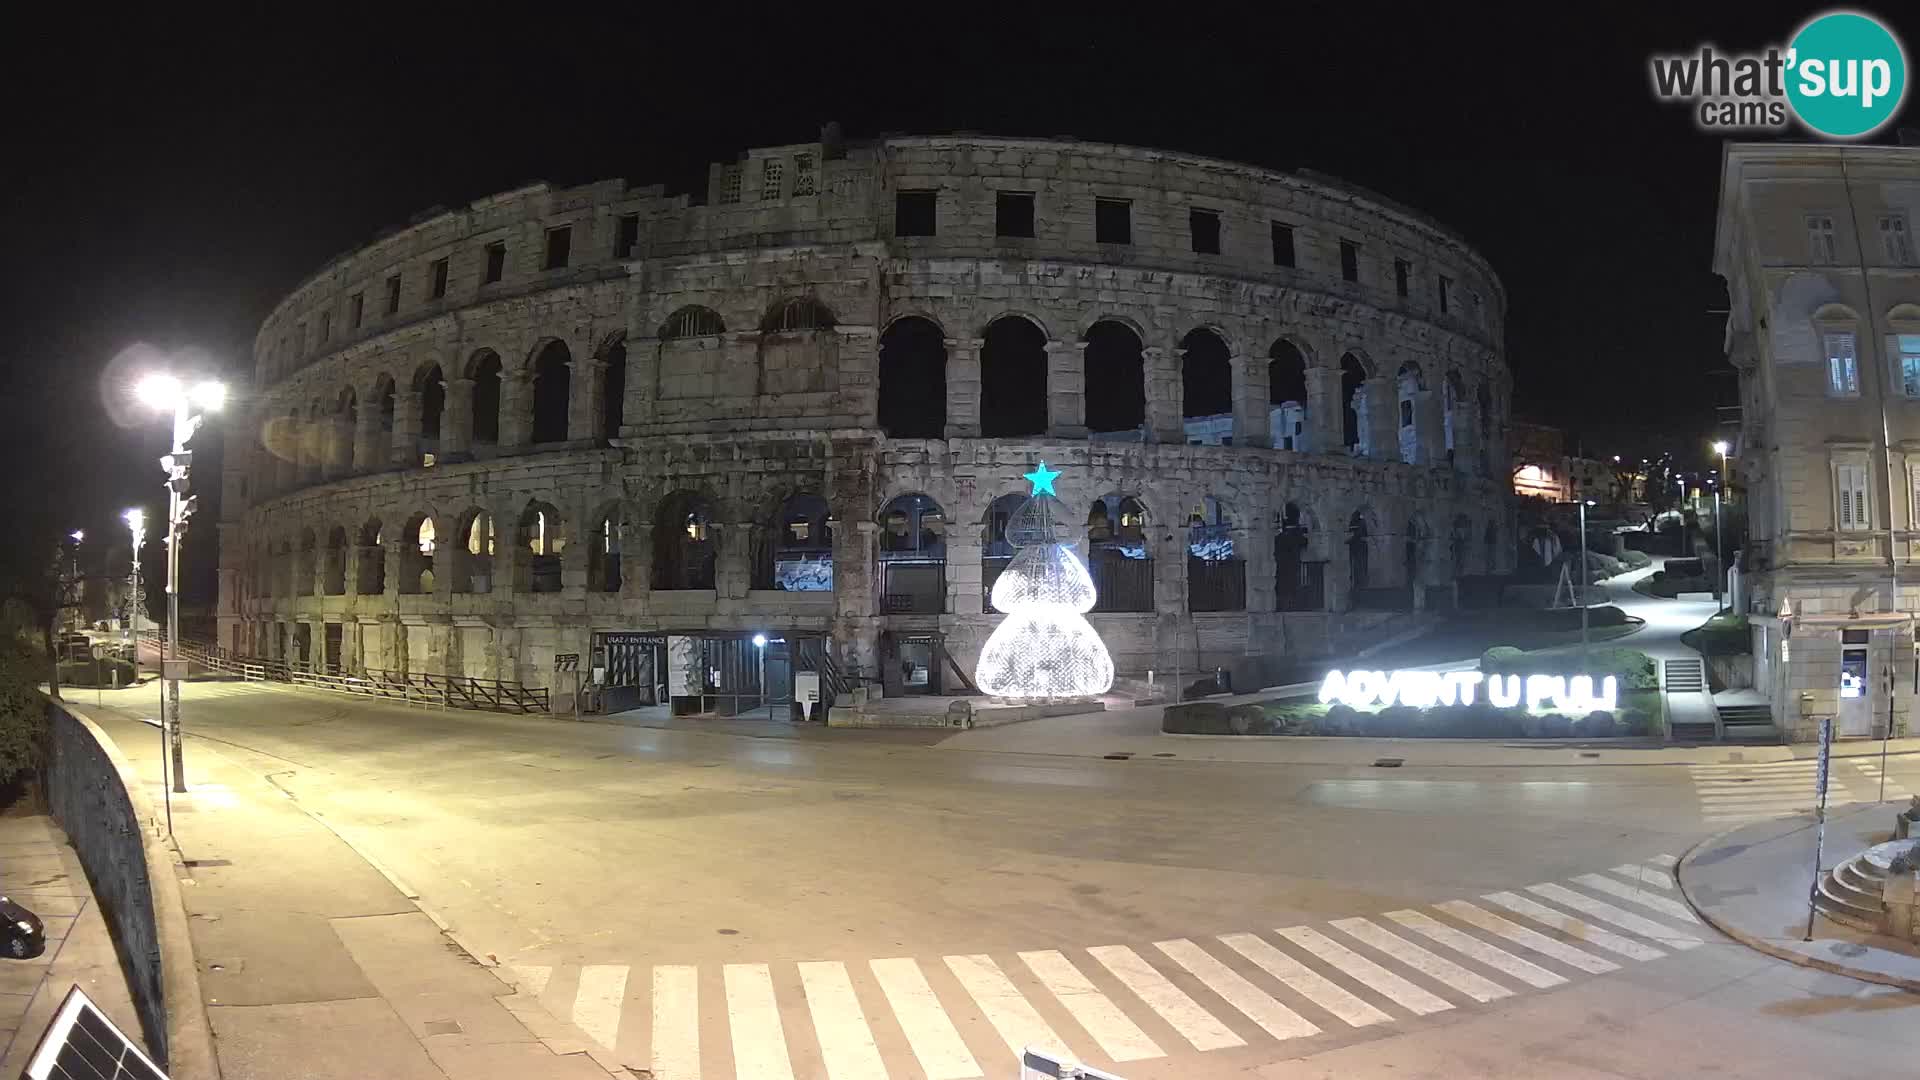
1677 819 1920 994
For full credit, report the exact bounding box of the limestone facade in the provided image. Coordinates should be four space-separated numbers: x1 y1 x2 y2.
217 134 1513 698
1716 142 1920 740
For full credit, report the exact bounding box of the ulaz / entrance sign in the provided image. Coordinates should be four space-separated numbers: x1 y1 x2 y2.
1318 669 1620 715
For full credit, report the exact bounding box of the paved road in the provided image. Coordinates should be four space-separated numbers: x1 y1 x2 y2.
82 679 1920 1078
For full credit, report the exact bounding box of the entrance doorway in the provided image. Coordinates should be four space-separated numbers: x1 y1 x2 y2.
324 623 343 675
1839 629 1874 737
595 632 666 714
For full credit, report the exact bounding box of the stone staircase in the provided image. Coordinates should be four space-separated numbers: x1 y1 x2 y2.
1817 843 1903 932
1715 703 1779 742
1662 658 1718 741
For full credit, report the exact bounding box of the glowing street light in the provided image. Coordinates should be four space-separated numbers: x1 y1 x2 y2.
135 371 226 793
124 510 146 672
1712 440 1731 613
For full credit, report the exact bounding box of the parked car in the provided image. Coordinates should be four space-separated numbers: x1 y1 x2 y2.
0 896 44 958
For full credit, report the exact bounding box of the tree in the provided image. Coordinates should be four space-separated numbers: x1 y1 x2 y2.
974 463 1116 698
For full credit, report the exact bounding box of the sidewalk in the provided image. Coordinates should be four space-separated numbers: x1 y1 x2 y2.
70 703 616 1080
1677 803 1920 990
0 811 144 1075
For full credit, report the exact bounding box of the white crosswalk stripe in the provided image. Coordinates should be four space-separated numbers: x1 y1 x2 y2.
724 963 796 1080
1436 900 1620 974
1569 873 1704 924
1526 884 1703 950
506 855 1703 1076
1650 852 1680 868
1275 925 1453 1016
1217 932 1392 1027
800 961 889 1080
1481 892 1665 962
1154 937 1322 1042
869 958 981 1080
1086 945 1243 1052
1019 950 1162 1061
1690 758 1912 825
945 954 1073 1062
1385 909 1567 989
1330 917 1513 1003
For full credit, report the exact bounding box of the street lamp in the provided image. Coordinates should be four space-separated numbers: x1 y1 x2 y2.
136 372 225 792
66 531 84 637
124 510 146 672
1579 499 1594 661
1712 440 1731 614
752 633 771 720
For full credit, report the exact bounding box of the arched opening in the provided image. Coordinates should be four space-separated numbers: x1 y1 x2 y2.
588 505 625 593
980 316 1048 437
323 526 348 595
531 341 571 444
1450 514 1472 577
517 502 565 593
375 376 396 464
1396 361 1424 464
332 389 357 475
468 349 502 448
981 492 1030 612
759 493 833 592
877 493 945 613
761 297 836 333
600 338 627 438
660 305 726 340
357 519 386 595
1087 494 1153 612
652 492 716 591
1084 321 1146 436
296 528 317 596
1347 509 1374 592
415 365 445 465
1186 496 1244 612
400 514 435 595
1268 340 1309 452
1340 353 1368 455
1444 371 1465 465
1180 329 1232 446
877 317 946 438
452 509 494 593
1275 502 1323 610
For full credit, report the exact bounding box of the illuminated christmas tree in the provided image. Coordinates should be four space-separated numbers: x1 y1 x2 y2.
975 462 1117 698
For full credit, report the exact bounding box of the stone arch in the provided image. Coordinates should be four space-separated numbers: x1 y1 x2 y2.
399 512 437 595
585 499 628 593
980 315 1048 437
323 525 348 595
1186 494 1243 612
760 492 833 592
760 296 837 333
412 362 446 460
1268 338 1310 452
329 387 357 476
371 374 396 461
296 527 318 596
1087 493 1153 612
467 348 503 448
1340 353 1369 454
1084 320 1146 436
877 316 947 438
356 517 386 595
1275 501 1320 610
652 491 716 591
598 333 628 439
660 305 725 340
516 500 566 593
451 507 495 593
876 492 946 615
530 340 571 444
1180 327 1233 422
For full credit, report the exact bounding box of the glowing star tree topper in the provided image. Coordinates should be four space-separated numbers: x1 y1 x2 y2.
974 462 1116 698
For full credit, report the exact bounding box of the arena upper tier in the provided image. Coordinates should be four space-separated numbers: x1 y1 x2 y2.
218 132 1512 711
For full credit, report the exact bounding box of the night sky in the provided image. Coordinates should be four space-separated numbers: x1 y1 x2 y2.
4 6 1912 601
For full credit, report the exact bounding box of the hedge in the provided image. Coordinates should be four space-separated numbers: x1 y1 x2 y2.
1479 645 1658 690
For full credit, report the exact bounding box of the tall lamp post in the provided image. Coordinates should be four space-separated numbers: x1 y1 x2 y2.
67 531 84 637
1712 440 1730 614
124 510 146 671
135 373 225 794
1579 499 1593 662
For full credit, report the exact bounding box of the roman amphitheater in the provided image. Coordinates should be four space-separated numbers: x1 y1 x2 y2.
219 131 1512 715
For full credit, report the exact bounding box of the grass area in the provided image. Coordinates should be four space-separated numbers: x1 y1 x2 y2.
1361 606 1643 669
1680 613 1749 657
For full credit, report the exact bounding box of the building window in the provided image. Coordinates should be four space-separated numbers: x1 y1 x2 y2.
1910 463 1920 529
718 164 742 205
792 153 816 196
1271 222 1295 267
295 321 306 356
895 190 936 236
544 226 571 271
1340 241 1360 283
429 257 449 299
1881 214 1914 265
1902 334 1920 398
349 293 364 330
1826 332 1860 396
483 242 506 284
1399 399 1414 427
1189 208 1221 255
617 214 640 258
1437 275 1452 313
1837 462 1871 531
1808 215 1838 263
761 159 784 201
1096 198 1131 244
385 275 402 315
1394 258 1410 297
319 312 332 344
996 191 1035 238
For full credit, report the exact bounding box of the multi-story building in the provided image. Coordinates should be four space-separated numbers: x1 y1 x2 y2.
218 132 1512 713
1716 141 1920 741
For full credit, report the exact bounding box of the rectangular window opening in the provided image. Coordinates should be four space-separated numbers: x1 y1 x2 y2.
996 191 1035 238
429 257 449 299
1826 331 1860 397
544 226 572 271
385 275 402 315
483 242 506 284
761 159 784 201
895 190 937 237
617 213 640 258
1271 222 1295 267
1190 208 1221 255
1438 275 1453 313
1096 198 1131 245
1339 240 1359 283
1881 214 1913 265
1394 258 1410 297
1809 215 1838 263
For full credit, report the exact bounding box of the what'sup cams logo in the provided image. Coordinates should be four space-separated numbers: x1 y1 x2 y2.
1650 10 1908 138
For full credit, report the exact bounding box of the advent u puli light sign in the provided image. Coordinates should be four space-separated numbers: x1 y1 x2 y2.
1318 670 1620 715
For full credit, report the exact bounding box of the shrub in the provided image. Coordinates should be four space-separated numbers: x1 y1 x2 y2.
1621 549 1652 569
1162 702 1231 734
55 658 136 688
1227 703 1270 735
1573 711 1616 738
1322 705 1358 735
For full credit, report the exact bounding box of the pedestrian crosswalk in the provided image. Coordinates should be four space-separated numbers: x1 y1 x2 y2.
507 857 1703 1078
1690 757 1911 825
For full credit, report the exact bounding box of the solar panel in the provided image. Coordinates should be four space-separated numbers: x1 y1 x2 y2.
17 986 168 1080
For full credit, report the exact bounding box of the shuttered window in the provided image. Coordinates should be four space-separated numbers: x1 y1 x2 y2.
1836 463 1871 531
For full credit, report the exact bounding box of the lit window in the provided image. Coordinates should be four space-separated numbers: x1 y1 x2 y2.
417 519 437 555
1826 332 1860 396
1903 334 1920 398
